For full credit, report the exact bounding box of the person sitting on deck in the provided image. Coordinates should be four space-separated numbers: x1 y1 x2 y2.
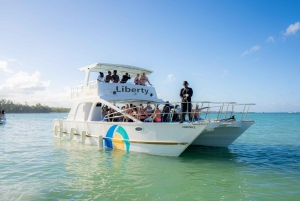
97 72 104 82
191 105 200 121
105 71 113 83
108 108 118 122
138 105 147 121
112 70 120 83
192 105 209 121
172 105 181 122
120 73 131 83
150 105 162 122
140 72 152 86
162 101 173 122
131 107 139 121
101 107 108 121
145 102 153 116
134 74 140 85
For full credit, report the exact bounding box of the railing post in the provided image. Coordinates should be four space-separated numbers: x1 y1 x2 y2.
245 105 250 120
70 128 75 140
59 127 63 139
98 135 103 148
241 105 246 120
81 131 86 143
54 126 58 136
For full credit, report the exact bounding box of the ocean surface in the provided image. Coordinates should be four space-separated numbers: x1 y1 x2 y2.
1 113 300 200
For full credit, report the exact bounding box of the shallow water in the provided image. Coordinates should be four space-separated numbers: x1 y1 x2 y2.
1 113 300 200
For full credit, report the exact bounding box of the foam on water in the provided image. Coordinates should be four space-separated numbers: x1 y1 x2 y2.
0 113 300 200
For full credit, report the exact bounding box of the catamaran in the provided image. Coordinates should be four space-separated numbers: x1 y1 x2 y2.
52 63 255 156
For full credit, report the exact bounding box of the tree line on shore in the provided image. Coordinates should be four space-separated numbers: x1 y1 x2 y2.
0 99 70 113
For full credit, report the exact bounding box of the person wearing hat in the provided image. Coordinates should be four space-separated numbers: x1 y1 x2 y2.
105 71 113 83
179 81 193 123
97 72 104 82
112 70 120 83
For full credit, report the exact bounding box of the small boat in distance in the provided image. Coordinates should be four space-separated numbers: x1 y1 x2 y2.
0 110 6 124
52 63 255 156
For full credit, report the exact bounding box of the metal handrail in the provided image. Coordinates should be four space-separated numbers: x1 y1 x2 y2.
98 101 255 123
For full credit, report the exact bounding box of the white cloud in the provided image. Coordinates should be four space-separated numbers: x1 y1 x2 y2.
0 60 13 74
241 45 261 56
267 36 275 42
284 22 300 36
164 74 175 83
0 63 71 107
0 71 50 94
222 70 228 77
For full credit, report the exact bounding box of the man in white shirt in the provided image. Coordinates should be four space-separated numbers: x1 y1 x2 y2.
97 72 104 82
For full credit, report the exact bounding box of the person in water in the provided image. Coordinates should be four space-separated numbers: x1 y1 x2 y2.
179 81 193 123
97 72 104 82
105 71 113 83
112 70 120 83
134 74 140 85
140 72 152 86
120 72 131 83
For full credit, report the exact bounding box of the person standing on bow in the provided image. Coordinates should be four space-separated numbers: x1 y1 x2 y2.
179 81 193 123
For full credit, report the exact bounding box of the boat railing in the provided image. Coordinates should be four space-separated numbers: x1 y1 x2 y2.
93 79 153 86
71 85 83 99
99 101 255 123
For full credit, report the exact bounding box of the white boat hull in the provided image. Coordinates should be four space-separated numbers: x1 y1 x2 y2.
191 121 255 147
53 120 208 156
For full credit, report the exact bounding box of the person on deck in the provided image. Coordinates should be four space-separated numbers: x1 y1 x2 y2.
101 107 108 121
150 105 162 122
162 101 172 122
112 70 120 83
140 72 152 86
97 72 104 82
138 105 147 121
120 73 131 83
134 74 140 85
145 102 153 116
105 71 113 83
179 81 193 123
172 105 181 121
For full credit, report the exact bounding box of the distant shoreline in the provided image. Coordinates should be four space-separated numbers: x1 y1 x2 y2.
0 99 70 113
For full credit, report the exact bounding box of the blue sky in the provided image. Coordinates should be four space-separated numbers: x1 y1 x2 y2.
0 0 299 112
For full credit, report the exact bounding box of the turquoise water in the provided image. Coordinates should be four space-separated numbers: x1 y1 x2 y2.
1 113 300 200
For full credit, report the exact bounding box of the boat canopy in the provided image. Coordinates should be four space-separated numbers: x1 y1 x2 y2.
79 63 153 75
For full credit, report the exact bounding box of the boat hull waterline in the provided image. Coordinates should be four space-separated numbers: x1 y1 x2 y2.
53 120 208 156
192 121 255 147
